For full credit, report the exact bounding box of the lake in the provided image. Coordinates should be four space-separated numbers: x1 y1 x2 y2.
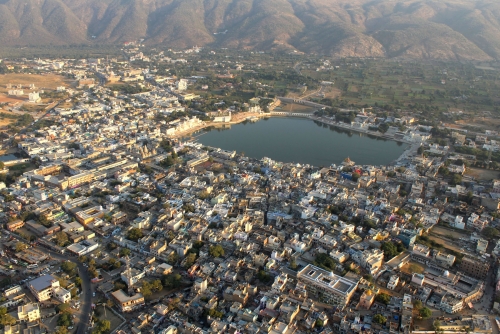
190 117 407 167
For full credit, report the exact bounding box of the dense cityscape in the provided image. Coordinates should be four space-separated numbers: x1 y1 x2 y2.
0 44 500 334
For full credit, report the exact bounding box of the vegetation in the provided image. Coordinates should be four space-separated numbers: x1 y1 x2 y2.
257 270 273 283
92 320 111 334
126 228 143 241
375 293 391 305
419 307 432 319
0 306 16 327
381 241 405 260
373 314 387 325
313 253 337 272
61 261 77 275
208 245 225 258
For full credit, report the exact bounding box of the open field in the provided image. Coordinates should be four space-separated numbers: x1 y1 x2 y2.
0 111 16 126
278 102 317 113
465 167 500 181
0 73 72 93
430 225 469 240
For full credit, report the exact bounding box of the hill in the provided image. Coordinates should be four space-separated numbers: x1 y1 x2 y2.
1 0 500 60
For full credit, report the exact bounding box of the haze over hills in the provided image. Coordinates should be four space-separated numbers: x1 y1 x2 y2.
2 0 500 60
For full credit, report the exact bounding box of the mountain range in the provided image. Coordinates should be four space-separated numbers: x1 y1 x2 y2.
2 0 500 60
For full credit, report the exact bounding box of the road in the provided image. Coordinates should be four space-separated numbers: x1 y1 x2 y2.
10 233 92 334
46 250 92 334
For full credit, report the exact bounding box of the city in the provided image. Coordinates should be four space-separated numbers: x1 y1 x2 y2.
0 44 500 334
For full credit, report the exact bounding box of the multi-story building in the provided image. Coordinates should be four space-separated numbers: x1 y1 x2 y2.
17 303 40 322
297 264 358 309
111 290 145 312
28 275 71 303
460 256 490 279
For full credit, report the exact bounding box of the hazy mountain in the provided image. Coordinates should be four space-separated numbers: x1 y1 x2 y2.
1 0 500 60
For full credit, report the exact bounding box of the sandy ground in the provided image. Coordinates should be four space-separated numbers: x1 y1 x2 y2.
0 73 72 93
466 167 500 181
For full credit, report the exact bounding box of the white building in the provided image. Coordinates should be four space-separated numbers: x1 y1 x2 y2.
28 275 71 303
387 275 399 290
18 303 40 322
28 92 41 103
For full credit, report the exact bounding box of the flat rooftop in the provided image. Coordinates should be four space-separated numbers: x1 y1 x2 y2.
297 264 357 295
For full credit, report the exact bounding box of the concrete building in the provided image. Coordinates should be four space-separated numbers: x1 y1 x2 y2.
28 275 71 303
17 303 40 322
297 264 358 309
460 256 490 279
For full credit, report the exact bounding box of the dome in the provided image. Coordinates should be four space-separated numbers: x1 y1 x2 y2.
365 289 373 296
443 270 450 277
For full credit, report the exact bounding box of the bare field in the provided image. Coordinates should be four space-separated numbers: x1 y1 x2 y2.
430 225 468 240
466 167 500 181
278 102 317 113
0 73 73 93
0 111 16 126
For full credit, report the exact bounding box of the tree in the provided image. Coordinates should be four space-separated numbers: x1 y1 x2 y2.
141 281 152 298
0 306 16 327
119 248 131 257
55 327 69 334
57 313 72 327
75 277 82 287
184 252 197 268
290 257 297 270
56 303 71 314
419 307 432 319
482 226 499 239
209 245 225 258
15 242 28 252
381 241 403 260
152 279 163 292
375 293 391 305
413 300 423 310
352 172 361 182
55 232 69 247
61 261 77 275
373 314 387 325
167 252 179 265
363 274 373 283
126 228 143 241
92 320 111 334
163 273 182 289
257 270 272 283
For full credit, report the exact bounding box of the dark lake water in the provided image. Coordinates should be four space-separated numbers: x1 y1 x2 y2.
191 117 407 166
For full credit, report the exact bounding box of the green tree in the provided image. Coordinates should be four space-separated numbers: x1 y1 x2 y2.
167 252 179 265
209 245 225 258
290 257 297 270
413 299 423 310
152 279 163 292
482 226 499 239
257 270 272 283
0 306 16 326
381 241 403 260
163 273 182 288
55 231 69 247
92 319 111 334
57 313 72 327
141 281 152 298
15 242 28 252
119 248 131 257
375 293 391 305
184 252 197 268
373 314 387 324
420 307 432 319
61 261 77 275
74 277 82 287
56 303 71 314
126 228 143 241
